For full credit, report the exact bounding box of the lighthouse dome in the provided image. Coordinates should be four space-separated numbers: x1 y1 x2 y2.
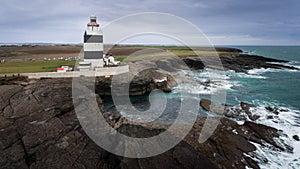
90 15 97 23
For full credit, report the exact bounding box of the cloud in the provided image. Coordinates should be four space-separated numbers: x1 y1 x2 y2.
0 0 299 45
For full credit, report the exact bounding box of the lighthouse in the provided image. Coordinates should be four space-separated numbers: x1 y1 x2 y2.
79 15 104 70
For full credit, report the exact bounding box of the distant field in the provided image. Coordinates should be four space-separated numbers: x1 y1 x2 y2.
0 60 76 74
0 45 82 60
0 45 241 73
107 45 232 61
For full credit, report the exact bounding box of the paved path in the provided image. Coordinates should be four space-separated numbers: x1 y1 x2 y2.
0 65 129 79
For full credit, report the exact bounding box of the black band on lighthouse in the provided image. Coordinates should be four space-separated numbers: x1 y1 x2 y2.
84 51 104 59
84 35 103 43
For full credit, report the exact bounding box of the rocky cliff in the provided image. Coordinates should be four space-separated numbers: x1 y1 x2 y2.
0 51 298 169
0 78 216 169
0 76 292 169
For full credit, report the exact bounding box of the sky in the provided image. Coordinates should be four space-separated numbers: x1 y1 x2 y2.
0 0 300 45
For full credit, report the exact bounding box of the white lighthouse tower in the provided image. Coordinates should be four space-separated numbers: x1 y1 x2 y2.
79 15 104 71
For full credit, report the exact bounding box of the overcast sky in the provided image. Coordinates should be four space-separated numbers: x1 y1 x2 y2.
1 0 300 45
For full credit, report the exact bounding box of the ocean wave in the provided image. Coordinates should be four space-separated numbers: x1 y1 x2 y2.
174 69 234 95
247 68 280 75
196 69 230 80
282 61 300 69
173 81 233 95
175 68 300 168
267 60 300 66
237 73 266 79
245 105 300 168
247 61 300 75
225 70 267 79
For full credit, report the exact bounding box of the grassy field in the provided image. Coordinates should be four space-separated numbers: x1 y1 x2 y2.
107 45 236 61
0 45 241 74
0 60 76 74
109 46 220 62
112 49 221 62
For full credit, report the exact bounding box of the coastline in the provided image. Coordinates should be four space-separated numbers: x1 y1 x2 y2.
0 46 299 169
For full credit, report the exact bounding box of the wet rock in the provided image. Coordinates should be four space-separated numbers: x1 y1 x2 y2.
182 58 205 70
22 117 65 151
102 111 121 127
95 69 176 96
184 117 260 169
240 102 260 121
121 50 299 74
200 99 255 121
0 85 23 111
240 102 254 112
200 98 228 115
199 99 293 160
0 140 28 169
0 78 218 169
218 54 299 73
199 98 212 112
266 106 280 115
1 70 294 169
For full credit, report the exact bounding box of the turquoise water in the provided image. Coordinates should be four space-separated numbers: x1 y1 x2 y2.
104 46 300 168
236 46 300 62
169 46 300 168
106 46 300 111
231 46 300 109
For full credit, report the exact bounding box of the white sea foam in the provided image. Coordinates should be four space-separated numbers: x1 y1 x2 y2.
244 105 300 168
234 72 266 79
248 61 300 75
267 61 300 69
154 77 167 83
175 68 300 168
173 81 233 95
247 68 280 75
173 69 234 95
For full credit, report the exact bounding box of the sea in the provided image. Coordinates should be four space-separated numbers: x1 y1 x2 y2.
219 46 300 169
105 46 300 169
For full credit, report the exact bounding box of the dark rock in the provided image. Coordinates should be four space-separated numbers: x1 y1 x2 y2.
243 156 260 169
200 98 228 115
240 102 260 121
216 53 299 73
240 102 254 114
199 99 293 158
0 140 28 169
249 114 260 121
200 98 211 111
0 76 28 86
200 99 255 121
185 117 259 169
102 111 121 127
182 58 205 70
215 47 243 53
266 106 280 115
0 71 294 169
95 69 176 96
0 78 218 169
0 85 23 111
293 135 300 141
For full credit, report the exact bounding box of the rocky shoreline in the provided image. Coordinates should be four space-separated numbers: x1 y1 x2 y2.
0 49 299 169
183 52 299 73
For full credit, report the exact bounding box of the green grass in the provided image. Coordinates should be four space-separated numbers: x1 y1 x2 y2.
0 60 76 74
0 45 239 74
114 49 220 62
111 46 223 61
114 56 127 62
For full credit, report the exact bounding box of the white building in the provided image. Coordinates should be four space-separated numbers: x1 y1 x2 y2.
79 15 104 71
